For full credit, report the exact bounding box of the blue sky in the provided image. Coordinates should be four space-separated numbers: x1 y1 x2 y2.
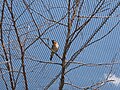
0 0 120 90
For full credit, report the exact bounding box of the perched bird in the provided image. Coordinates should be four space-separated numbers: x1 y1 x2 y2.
50 40 59 61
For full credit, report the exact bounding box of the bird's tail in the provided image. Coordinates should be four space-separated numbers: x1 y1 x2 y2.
50 52 54 61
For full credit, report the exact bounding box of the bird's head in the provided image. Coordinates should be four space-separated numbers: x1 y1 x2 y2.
52 40 59 46
52 40 55 44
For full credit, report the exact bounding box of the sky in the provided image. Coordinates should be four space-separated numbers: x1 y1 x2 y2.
0 0 120 90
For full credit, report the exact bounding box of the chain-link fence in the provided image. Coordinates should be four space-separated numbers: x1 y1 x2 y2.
0 0 120 90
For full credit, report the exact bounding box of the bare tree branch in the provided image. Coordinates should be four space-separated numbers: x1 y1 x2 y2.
87 20 120 46
0 67 9 90
45 1 120 89
5 0 28 89
59 0 72 89
64 82 82 89
0 0 14 89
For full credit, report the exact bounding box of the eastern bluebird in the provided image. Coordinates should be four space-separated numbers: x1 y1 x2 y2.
50 40 59 61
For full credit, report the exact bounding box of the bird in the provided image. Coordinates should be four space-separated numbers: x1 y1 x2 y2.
50 40 59 61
